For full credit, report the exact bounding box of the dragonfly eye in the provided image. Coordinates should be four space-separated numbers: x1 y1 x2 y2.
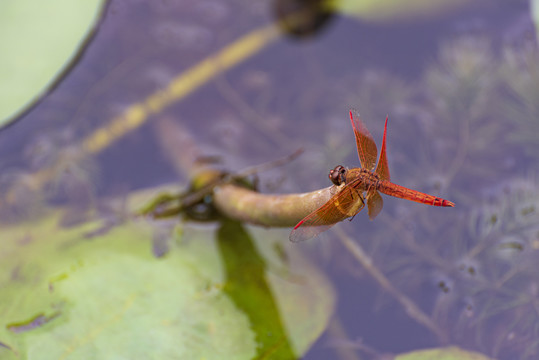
329 165 347 186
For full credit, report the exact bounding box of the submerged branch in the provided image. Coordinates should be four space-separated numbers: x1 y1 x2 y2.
335 227 448 343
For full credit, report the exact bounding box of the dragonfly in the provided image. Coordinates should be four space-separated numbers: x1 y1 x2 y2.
289 109 454 242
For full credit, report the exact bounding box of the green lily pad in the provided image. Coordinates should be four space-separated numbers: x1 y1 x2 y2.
0 188 335 359
533 0 539 40
0 1 105 127
333 0 467 22
396 346 492 360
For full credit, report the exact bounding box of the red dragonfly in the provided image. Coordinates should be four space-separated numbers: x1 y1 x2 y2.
289 110 454 242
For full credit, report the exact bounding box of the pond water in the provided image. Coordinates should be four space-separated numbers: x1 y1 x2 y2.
1 0 538 359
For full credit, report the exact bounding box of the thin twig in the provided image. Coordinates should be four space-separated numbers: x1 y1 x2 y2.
334 227 448 343
326 316 364 360
233 148 304 179
381 215 452 272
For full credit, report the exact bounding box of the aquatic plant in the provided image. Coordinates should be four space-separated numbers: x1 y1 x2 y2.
500 40 539 160
321 34 539 359
444 179 539 359
0 169 44 222
0 129 99 223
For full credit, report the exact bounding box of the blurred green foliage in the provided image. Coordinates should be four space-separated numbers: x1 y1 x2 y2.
0 190 335 359
0 1 105 127
333 0 467 22
396 346 492 360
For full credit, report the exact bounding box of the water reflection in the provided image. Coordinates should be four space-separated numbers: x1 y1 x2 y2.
0 1 537 359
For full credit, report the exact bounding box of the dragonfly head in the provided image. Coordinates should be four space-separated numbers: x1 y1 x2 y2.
329 165 347 186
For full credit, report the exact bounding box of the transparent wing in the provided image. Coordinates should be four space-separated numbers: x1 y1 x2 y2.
349 109 378 171
374 115 390 181
366 190 384 220
290 183 365 242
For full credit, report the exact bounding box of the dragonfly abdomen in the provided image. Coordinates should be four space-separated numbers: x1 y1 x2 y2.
378 180 454 207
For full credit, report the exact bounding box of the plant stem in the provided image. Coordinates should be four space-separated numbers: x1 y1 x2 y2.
213 183 337 227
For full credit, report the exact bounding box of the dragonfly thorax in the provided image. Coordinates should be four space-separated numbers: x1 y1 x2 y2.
345 167 382 192
329 165 382 191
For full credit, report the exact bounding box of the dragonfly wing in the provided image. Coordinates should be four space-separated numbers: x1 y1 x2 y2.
374 115 390 181
349 109 378 171
290 184 365 242
367 190 384 220
289 223 337 244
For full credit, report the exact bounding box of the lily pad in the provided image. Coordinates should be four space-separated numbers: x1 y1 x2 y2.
0 1 106 127
396 346 492 360
533 0 539 40
333 0 467 22
0 188 335 359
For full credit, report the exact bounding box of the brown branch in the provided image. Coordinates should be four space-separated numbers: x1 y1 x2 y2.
213 183 337 227
150 115 334 227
